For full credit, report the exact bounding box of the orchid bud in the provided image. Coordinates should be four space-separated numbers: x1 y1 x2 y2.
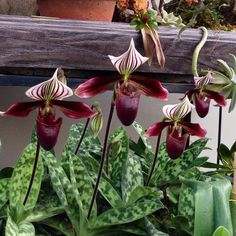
56 68 67 85
90 102 103 138
110 141 122 158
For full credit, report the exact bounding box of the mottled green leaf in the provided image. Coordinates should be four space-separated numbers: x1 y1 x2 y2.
156 139 208 185
145 218 168 236
122 153 143 203
42 215 74 236
109 127 129 192
43 152 80 231
5 216 35 236
61 123 101 162
68 152 96 216
132 122 153 153
128 186 163 205
89 172 123 208
178 184 195 230
9 143 43 211
90 196 164 229
0 178 9 209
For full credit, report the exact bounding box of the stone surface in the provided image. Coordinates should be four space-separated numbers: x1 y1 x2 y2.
0 0 38 15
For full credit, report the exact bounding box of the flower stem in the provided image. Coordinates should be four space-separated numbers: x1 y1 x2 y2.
105 142 112 175
145 132 162 186
232 152 236 200
75 118 90 155
192 26 208 77
23 141 40 206
87 100 115 219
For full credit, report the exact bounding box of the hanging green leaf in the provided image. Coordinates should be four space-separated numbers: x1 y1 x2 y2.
9 143 43 211
180 175 233 236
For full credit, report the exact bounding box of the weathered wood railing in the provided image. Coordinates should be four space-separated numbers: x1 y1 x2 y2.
0 15 235 92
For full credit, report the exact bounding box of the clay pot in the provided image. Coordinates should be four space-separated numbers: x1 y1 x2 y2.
37 0 116 21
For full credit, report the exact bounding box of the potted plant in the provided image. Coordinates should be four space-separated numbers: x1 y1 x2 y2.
37 0 116 21
0 5 235 235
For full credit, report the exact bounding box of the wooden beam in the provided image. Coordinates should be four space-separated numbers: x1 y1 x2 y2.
0 15 235 78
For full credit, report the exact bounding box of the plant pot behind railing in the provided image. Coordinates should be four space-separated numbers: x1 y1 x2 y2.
37 0 116 21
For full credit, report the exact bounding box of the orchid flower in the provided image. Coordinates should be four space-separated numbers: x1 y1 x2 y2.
0 68 94 150
75 38 168 126
146 97 207 159
186 72 226 118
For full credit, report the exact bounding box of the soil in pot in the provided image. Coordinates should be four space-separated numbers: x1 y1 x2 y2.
37 0 116 21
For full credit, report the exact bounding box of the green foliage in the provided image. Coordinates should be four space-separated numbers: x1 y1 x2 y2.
42 151 81 233
2 120 235 236
89 195 164 229
109 127 129 192
9 144 43 212
212 226 231 236
179 175 233 236
0 178 9 210
121 153 143 203
164 0 229 30
5 216 35 236
131 10 158 31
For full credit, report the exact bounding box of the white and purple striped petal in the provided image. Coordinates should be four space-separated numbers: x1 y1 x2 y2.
194 72 213 88
108 38 149 76
26 68 73 101
163 96 195 121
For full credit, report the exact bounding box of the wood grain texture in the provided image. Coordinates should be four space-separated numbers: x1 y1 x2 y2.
0 15 235 76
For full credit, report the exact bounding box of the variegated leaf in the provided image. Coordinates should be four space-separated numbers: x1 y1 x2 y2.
42 215 74 236
109 127 129 192
145 218 168 236
61 123 102 163
43 152 80 231
0 178 10 210
89 195 164 229
5 216 35 236
132 121 153 154
68 152 97 216
127 186 163 205
121 153 143 203
89 172 123 208
9 143 43 211
154 139 208 185
178 184 195 231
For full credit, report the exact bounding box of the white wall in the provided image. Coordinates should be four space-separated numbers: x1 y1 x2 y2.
0 86 235 168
